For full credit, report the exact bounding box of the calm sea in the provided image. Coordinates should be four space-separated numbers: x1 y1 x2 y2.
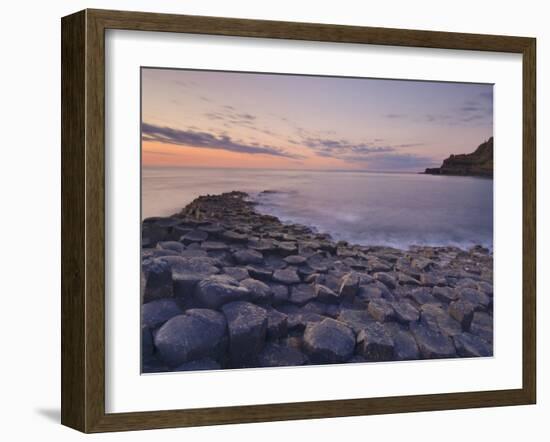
142 167 493 250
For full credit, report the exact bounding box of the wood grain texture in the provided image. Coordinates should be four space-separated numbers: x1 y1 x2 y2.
61 8 537 433
61 10 86 431
522 38 537 403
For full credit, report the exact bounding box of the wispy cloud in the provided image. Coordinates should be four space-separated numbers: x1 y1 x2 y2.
284 131 433 169
172 79 197 88
303 137 398 154
349 153 437 170
294 135 431 169
142 122 302 159
420 90 493 127
204 107 260 128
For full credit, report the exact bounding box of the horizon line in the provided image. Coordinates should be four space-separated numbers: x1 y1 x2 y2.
141 164 426 174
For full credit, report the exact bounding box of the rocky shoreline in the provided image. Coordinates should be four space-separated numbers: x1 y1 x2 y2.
141 191 493 373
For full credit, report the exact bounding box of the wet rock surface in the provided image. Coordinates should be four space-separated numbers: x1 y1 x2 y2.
142 191 493 372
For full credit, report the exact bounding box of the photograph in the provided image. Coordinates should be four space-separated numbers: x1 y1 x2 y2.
140 67 494 373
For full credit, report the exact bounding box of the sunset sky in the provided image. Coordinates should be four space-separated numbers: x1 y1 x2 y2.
141 68 493 171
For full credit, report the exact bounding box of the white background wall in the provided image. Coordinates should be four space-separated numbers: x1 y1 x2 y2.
0 0 547 440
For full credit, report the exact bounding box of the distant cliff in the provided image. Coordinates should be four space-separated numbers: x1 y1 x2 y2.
425 137 493 178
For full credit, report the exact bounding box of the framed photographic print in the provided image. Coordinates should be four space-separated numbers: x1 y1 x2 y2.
61 9 536 433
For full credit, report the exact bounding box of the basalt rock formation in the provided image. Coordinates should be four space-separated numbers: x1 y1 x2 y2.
425 137 493 177
141 191 493 372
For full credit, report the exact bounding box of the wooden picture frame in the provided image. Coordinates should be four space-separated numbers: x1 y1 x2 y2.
61 8 536 433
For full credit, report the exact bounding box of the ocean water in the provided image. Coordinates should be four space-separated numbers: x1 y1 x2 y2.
142 167 493 250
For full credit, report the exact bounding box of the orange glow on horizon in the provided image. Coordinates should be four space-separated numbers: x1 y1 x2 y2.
141 141 357 170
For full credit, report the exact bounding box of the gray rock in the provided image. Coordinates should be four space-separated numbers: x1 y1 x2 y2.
337 308 375 334
356 323 394 361
201 241 230 251
284 255 308 265
338 272 360 302
275 302 303 315
419 273 441 287
457 288 491 311
246 265 273 281
154 309 227 367
258 343 308 367
241 278 272 304
453 332 493 357
142 248 181 259
314 284 340 304
448 299 475 330
302 301 328 315
156 241 186 253
272 268 301 285
456 278 479 289
142 355 169 373
367 259 392 273
223 266 250 281
356 285 384 306
324 304 341 318
198 223 225 235
269 283 289 304
374 272 397 289
297 266 318 279
248 239 277 253
397 272 421 286
307 262 329 274
289 284 317 306
181 229 208 244
433 286 458 303
142 325 154 358
173 358 221 372
368 298 395 322
142 299 183 329
419 304 444 330
264 255 287 270
286 312 325 332
410 322 456 359
266 308 288 339
420 304 462 337
476 281 493 296
318 273 342 292
392 330 420 360
411 257 435 272
351 273 374 286
233 249 264 265
222 230 249 243
408 287 437 305
160 255 220 299
303 318 356 363
176 248 208 258
470 312 493 343
169 225 193 241
141 258 173 302
336 246 356 258
392 300 420 323
274 241 298 256
160 255 220 270
194 275 250 309
222 301 268 367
